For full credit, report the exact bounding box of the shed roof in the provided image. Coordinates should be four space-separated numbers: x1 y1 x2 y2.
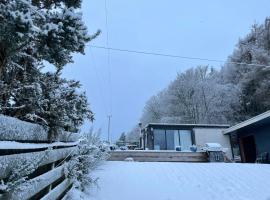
144 123 230 130
224 110 270 135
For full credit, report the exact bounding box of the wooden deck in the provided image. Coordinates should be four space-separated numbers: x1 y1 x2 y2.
108 150 208 162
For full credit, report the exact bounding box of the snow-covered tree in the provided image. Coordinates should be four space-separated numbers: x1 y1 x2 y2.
0 0 98 138
165 66 238 124
140 91 167 126
139 66 237 126
0 0 98 76
118 132 126 142
126 125 141 142
37 72 94 138
137 18 270 129
222 19 270 122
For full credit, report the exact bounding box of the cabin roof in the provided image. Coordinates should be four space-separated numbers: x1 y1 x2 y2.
144 123 230 130
224 110 270 135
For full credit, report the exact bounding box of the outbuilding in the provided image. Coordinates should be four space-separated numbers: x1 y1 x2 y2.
140 123 232 158
224 110 270 163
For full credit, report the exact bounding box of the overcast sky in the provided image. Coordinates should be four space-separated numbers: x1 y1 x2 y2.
62 0 270 141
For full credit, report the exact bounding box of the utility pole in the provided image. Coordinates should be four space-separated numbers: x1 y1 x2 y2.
107 115 112 144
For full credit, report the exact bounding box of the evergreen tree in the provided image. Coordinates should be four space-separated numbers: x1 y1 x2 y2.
222 19 270 122
38 72 94 138
0 0 98 137
118 132 126 143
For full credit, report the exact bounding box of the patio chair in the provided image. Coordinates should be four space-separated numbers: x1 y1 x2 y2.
256 152 269 164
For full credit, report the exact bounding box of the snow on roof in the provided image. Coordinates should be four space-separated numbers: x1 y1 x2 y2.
224 110 270 135
144 123 230 129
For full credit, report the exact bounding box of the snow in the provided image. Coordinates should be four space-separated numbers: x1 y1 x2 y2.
83 161 270 200
0 114 48 141
41 179 72 200
203 143 223 151
8 165 65 199
0 146 78 179
205 143 222 148
112 150 204 153
0 115 80 142
0 141 79 149
124 157 134 162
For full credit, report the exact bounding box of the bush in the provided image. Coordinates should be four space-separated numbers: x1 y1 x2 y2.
66 129 109 193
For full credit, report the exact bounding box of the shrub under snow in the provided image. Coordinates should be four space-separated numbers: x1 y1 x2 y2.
65 129 109 199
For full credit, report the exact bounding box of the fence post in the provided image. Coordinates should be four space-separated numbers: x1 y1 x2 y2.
48 162 55 192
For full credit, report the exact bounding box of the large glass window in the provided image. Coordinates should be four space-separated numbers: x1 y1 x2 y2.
166 130 175 150
174 130 180 147
153 129 192 151
153 129 166 150
179 130 192 151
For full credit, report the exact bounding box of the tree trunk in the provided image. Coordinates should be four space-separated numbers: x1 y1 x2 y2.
0 46 7 80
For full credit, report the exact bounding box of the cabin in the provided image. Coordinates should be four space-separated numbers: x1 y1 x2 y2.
140 123 232 158
224 110 270 163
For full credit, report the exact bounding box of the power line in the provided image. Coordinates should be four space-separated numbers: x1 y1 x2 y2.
89 45 270 68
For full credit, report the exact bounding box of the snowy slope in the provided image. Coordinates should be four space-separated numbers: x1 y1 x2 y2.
84 161 270 200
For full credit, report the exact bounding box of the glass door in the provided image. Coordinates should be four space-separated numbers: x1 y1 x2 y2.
165 130 175 150
153 129 166 150
179 130 192 151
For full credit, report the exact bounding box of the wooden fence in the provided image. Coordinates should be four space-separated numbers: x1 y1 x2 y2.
0 115 79 200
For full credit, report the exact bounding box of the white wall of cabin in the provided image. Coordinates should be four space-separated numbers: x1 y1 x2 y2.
193 128 232 159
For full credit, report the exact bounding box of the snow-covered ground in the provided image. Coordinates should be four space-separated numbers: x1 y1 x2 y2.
77 161 270 200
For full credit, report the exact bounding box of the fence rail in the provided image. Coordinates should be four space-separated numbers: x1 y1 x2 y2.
0 115 78 199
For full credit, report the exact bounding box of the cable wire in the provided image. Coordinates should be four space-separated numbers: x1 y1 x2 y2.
89 45 270 68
